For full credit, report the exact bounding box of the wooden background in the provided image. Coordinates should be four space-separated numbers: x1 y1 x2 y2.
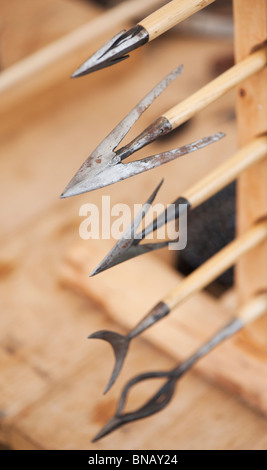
0 0 267 449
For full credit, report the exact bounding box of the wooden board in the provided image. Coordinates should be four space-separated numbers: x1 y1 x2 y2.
234 0 267 348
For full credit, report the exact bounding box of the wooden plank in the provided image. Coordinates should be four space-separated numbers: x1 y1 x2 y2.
9 365 267 450
0 204 105 423
234 1 267 347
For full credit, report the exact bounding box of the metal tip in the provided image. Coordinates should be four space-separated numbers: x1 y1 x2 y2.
71 30 127 78
89 268 99 278
60 186 76 199
92 416 122 443
89 179 165 275
60 182 88 199
72 26 149 78
71 69 83 79
89 263 107 277
71 55 130 78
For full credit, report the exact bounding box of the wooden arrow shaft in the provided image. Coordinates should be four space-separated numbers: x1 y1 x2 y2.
140 0 215 41
184 135 267 209
238 292 267 326
164 220 267 310
164 46 267 129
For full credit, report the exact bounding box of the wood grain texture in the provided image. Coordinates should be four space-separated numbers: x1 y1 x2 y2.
234 0 267 346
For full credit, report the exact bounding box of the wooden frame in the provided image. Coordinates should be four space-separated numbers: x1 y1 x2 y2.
234 0 267 344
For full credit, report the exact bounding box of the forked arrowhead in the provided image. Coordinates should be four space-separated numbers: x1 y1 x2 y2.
88 330 130 393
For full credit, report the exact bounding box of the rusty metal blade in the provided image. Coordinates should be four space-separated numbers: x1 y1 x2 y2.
92 372 176 442
60 65 183 198
61 131 224 197
92 318 243 441
90 180 164 276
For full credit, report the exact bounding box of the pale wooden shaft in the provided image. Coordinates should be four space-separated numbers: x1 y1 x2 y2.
139 0 215 41
184 136 267 208
238 293 267 325
164 221 267 309
234 0 267 304
163 46 267 129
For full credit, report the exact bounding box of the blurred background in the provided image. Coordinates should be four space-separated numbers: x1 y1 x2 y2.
0 0 266 450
